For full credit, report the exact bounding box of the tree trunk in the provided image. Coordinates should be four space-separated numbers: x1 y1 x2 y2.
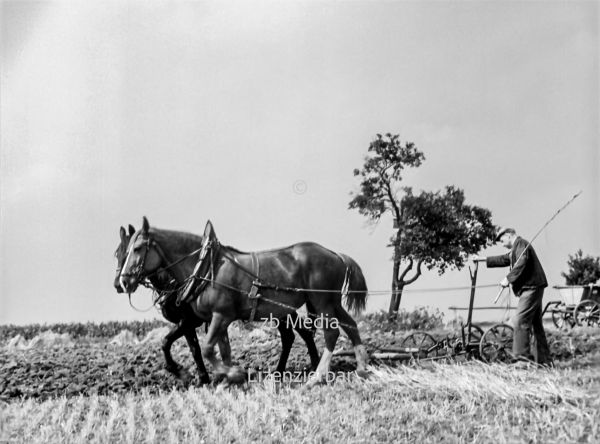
388 283 397 316
391 283 405 314
388 260 401 317
388 255 422 317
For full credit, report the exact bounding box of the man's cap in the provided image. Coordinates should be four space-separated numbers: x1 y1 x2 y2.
495 227 516 242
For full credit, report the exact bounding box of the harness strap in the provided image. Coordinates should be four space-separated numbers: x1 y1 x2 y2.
176 239 218 306
223 250 261 280
248 253 261 322
192 275 359 331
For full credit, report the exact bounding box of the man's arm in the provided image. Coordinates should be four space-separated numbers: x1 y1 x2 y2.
506 241 529 284
486 253 510 268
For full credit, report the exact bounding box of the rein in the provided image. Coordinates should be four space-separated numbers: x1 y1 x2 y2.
128 292 155 313
121 234 202 284
123 233 500 332
144 240 203 282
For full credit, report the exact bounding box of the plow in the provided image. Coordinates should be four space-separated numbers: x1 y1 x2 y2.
334 261 514 365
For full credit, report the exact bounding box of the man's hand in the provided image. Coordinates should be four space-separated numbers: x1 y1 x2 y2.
500 277 509 288
471 254 486 263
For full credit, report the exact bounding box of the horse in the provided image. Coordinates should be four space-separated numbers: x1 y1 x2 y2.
119 217 370 385
114 223 321 383
114 224 215 383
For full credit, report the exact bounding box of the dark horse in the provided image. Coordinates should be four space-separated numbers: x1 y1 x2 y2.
114 222 320 383
113 224 215 383
119 217 369 385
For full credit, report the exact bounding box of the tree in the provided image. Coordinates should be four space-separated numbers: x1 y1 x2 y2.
349 133 496 316
561 250 600 285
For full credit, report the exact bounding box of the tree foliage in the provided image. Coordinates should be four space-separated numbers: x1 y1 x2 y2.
561 250 600 285
397 186 496 274
349 133 425 221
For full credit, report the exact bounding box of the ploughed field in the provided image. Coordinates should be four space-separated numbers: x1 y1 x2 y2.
0 319 430 400
1 316 600 443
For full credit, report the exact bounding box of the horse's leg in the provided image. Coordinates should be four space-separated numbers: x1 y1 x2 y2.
305 301 318 337
217 332 232 367
295 326 320 371
162 321 187 376
287 312 320 371
275 320 295 374
307 312 339 387
202 313 232 376
202 317 232 367
335 305 369 377
183 326 210 385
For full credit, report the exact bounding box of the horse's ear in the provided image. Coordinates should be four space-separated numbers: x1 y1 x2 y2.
142 216 149 234
128 224 135 236
119 226 126 241
203 220 217 243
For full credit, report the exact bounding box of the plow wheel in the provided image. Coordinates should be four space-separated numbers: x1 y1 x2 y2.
466 324 485 359
551 308 575 330
401 331 442 360
574 300 600 327
468 324 484 343
479 324 514 363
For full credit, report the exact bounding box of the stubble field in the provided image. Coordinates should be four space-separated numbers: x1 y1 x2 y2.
1 315 599 443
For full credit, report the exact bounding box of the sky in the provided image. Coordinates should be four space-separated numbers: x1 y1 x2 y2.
1 1 598 325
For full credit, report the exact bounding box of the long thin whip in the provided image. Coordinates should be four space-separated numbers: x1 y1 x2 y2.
494 190 583 303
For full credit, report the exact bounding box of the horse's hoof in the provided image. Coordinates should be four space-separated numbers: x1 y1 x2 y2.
176 368 193 383
227 367 247 385
355 369 371 379
303 375 325 390
302 380 319 391
167 364 192 382
165 363 182 374
199 375 211 385
215 381 230 393
212 370 228 385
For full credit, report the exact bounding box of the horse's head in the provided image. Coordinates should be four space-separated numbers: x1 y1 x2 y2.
113 224 136 293
119 216 164 293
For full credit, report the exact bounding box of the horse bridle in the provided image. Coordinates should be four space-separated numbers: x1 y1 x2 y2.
121 232 208 287
120 235 160 283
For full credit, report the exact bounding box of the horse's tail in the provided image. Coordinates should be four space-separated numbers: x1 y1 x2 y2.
338 253 368 315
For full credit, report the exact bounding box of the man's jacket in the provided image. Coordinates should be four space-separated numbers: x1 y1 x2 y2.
486 236 548 296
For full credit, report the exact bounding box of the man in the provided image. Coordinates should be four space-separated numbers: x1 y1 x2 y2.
473 227 552 366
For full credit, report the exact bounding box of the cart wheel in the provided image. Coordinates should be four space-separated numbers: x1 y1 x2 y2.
574 300 600 327
479 324 514 363
551 308 575 330
401 331 440 360
469 324 484 343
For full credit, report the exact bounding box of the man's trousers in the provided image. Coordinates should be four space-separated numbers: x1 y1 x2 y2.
513 287 551 364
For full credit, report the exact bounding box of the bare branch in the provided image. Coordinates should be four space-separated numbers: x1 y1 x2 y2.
380 172 402 223
398 258 413 282
404 259 423 285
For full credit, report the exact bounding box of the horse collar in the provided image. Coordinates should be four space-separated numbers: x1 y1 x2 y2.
176 238 221 306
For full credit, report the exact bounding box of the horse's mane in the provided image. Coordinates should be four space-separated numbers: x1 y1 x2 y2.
148 227 309 257
221 244 247 254
149 227 204 253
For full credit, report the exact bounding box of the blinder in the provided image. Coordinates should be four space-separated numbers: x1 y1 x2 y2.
120 236 156 282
